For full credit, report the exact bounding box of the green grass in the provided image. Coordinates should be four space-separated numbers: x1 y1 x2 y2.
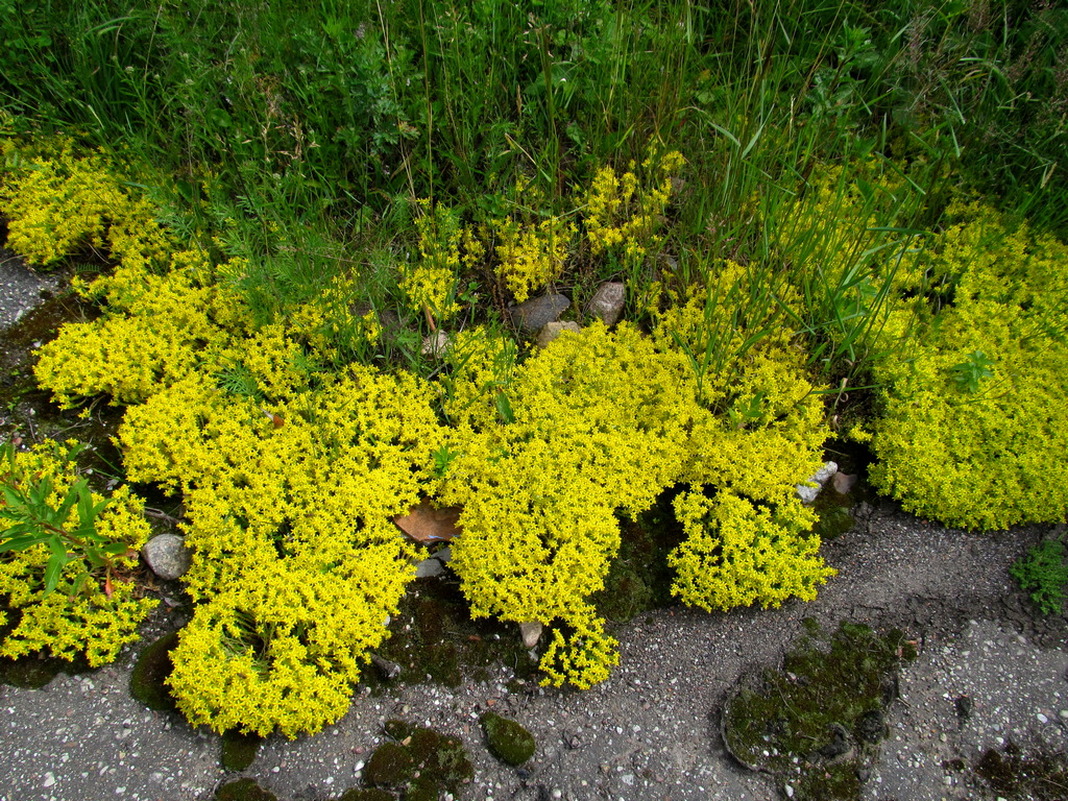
2 0 1063 490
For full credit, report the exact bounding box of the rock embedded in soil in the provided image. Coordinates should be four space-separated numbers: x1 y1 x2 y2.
832 471 857 495
536 320 581 348
508 293 570 333
142 533 192 580
797 461 838 504
420 330 450 358
518 621 543 648
585 281 625 326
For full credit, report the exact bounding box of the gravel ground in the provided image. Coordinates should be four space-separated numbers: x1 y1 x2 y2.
0 249 59 329
0 257 1065 801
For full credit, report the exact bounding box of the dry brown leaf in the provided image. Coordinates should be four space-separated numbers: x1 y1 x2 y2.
393 499 462 544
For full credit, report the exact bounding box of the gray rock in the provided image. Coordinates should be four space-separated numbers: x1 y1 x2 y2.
832 471 857 495
414 557 444 578
141 533 192 580
433 546 453 564
796 461 838 504
421 330 450 358
519 621 543 648
508 293 570 333
585 282 625 326
536 321 581 348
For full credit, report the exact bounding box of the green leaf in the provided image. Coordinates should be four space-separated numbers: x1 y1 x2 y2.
0 531 47 552
495 392 515 424
42 552 68 595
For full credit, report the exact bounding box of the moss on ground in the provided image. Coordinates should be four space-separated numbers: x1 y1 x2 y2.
362 720 472 799
368 578 539 690
975 741 1068 800
480 711 536 766
214 778 277 801
722 620 914 801
221 729 262 772
129 630 180 711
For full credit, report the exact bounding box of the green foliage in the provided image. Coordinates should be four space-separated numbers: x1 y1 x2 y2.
950 350 996 394
0 441 113 595
1010 538 1068 616
0 441 155 667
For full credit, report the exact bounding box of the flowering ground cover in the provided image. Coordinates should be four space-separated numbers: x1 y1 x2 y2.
0 0 1065 741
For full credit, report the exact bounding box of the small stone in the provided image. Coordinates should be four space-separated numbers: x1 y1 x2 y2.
433 546 453 564
784 785 794 798
42 773 56 788
586 282 625 326
141 534 192 581
796 461 838 504
370 654 402 681
508 293 570 333
1037 713 1049 724
414 558 444 578
421 330 451 358
519 621 543 648
832 471 857 495
536 321 581 348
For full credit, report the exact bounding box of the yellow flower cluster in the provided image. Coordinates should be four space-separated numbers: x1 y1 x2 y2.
118 363 444 735
435 321 832 687
400 200 463 323
13 137 839 699
16 155 447 733
868 200 1068 529
0 444 155 667
582 150 684 265
669 489 833 611
491 215 575 302
0 137 170 269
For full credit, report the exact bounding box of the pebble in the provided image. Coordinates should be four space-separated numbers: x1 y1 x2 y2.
1037 713 1049 724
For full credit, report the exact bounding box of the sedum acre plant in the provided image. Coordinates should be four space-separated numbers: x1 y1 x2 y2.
0 441 155 667
10 138 839 716
866 201 1068 530
435 322 834 687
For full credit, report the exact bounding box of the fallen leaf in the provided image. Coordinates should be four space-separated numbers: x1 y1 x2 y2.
393 499 462 544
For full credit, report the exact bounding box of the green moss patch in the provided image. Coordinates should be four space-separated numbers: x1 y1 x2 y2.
368 579 539 690
214 778 277 801
221 729 263 772
480 711 536 766
0 649 91 688
129 630 179 711
722 620 914 801
363 721 472 799
975 741 1068 800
